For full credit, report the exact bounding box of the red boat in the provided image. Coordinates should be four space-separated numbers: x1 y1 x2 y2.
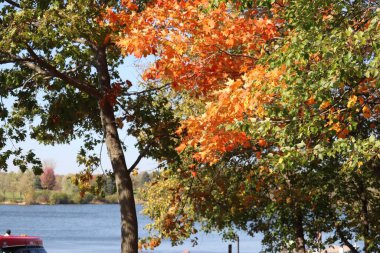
0 235 47 253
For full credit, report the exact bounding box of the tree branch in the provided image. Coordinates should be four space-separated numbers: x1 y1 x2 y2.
25 44 102 98
127 140 155 173
74 37 97 51
23 62 50 76
4 0 21 8
124 82 171 96
215 46 258 60
335 224 359 253
0 52 34 64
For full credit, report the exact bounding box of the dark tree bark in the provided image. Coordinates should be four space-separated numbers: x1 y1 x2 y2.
97 47 138 253
356 177 370 253
336 225 359 253
295 208 306 253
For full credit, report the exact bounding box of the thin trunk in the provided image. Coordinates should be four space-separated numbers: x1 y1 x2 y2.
356 177 370 253
97 47 138 253
295 208 306 253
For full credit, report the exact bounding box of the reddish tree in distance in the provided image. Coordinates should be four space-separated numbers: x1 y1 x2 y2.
40 167 56 190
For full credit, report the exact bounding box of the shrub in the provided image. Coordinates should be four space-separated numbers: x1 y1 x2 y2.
35 190 51 204
80 192 94 204
70 193 82 204
49 192 70 204
24 189 36 205
0 193 5 202
105 193 119 204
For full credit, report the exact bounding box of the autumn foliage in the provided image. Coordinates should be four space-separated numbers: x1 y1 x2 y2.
40 167 56 190
111 0 380 168
110 0 286 163
110 0 380 252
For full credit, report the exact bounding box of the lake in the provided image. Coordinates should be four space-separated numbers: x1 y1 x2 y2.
0 204 262 253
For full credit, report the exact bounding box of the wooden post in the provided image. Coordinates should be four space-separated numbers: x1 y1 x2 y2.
228 244 232 253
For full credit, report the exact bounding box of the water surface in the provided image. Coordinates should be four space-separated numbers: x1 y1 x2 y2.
0 204 261 253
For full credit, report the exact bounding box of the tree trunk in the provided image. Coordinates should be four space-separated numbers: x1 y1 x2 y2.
97 47 138 253
356 177 370 253
295 208 306 253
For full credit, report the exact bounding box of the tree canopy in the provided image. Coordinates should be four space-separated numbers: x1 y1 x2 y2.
112 0 380 252
0 1 178 252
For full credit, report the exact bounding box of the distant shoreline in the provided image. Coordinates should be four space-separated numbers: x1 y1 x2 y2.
0 198 145 206
0 201 113 205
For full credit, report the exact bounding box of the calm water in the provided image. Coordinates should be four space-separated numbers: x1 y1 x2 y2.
0 204 262 253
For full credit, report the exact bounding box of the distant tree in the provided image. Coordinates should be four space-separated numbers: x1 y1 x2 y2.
0 172 7 196
140 172 150 184
135 172 151 189
34 176 42 190
18 170 35 204
40 168 56 190
61 175 79 195
105 175 117 195
8 172 18 201
54 175 64 191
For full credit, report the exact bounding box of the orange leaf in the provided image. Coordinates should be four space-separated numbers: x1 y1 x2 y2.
319 100 330 110
258 138 267 147
337 128 349 139
363 105 371 119
305 96 316 106
175 143 187 153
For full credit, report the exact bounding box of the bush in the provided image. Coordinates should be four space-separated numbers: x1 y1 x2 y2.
49 192 70 204
80 192 94 204
105 193 119 204
35 190 51 204
24 189 36 205
0 193 5 202
70 193 82 204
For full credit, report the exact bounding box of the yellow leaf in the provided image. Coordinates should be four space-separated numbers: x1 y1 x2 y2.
132 169 138 176
347 95 357 108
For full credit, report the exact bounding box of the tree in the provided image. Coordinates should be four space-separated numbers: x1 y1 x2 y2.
61 175 80 195
18 170 36 204
0 172 8 196
40 167 56 190
0 1 179 253
34 176 42 190
113 0 380 252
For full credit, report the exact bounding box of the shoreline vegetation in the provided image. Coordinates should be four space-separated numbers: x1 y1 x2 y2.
0 170 151 206
0 193 145 206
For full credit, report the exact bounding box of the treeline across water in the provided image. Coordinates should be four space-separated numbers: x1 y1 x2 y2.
0 170 152 205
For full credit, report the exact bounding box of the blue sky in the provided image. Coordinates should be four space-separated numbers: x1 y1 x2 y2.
4 55 158 175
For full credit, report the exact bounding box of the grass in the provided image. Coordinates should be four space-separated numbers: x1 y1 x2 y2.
1 191 24 202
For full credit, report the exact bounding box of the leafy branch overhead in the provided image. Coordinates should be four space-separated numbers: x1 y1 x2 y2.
111 0 380 252
0 1 179 253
